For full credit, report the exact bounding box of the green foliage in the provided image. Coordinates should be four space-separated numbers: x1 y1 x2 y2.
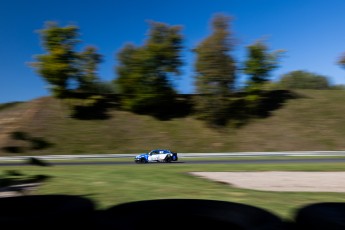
243 40 284 86
30 22 108 119
338 52 345 68
115 44 139 98
31 22 80 98
145 21 183 75
64 95 104 107
78 46 103 92
31 22 103 99
92 81 118 94
278 70 330 89
330 84 345 90
193 14 236 126
240 40 285 117
194 94 232 126
115 21 183 114
242 83 264 115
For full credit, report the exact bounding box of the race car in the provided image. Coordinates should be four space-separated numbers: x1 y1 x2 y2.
134 149 178 163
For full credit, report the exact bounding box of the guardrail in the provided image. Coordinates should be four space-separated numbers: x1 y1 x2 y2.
1 151 345 161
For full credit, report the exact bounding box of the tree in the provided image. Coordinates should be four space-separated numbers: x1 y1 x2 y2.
31 22 107 119
193 14 236 126
243 40 284 86
338 52 345 69
31 22 103 98
31 22 80 98
278 70 330 89
240 40 284 116
115 21 183 114
78 46 103 93
115 43 142 102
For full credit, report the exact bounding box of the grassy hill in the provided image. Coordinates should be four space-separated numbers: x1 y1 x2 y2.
1 89 345 155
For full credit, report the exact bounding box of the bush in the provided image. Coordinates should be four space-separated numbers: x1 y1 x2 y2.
278 70 330 89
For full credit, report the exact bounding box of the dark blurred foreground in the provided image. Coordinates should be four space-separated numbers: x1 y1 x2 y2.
0 195 344 230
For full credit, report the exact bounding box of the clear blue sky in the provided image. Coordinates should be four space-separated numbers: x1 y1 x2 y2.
1 0 345 103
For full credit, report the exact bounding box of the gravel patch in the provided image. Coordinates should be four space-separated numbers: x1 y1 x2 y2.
190 171 345 192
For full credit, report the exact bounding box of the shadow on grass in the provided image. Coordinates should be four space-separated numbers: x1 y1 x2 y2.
0 158 52 196
225 90 300 128
118 90 299 126
122 94 193 121
67 93 118 120
1 146 25 154
71 102 110 120
0 171 51 188
2 132 53 154
255 89 300 118
66 90 300 124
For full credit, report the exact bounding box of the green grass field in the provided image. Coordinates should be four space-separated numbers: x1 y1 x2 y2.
2 89 345 155
2 89 345 222
3 160 345 221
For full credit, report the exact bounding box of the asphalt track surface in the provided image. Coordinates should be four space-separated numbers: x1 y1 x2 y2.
2 157 345 166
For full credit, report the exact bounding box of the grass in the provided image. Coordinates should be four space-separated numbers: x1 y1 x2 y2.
0 102 23 111
3 160 345 221
2 90 345 224
2 90 345 155
234 89 345 151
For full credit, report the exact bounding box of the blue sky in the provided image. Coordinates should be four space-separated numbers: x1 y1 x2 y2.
1 0 345 103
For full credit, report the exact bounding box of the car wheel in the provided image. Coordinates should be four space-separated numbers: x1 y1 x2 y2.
165 156 172 163
140 158 146 163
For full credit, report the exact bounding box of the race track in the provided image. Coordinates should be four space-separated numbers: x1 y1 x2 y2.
2 157 345 166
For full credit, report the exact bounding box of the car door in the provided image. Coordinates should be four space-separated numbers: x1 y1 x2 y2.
148 151 158 162
157 150 167 162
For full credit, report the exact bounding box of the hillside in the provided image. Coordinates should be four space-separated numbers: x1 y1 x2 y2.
1 90 345 155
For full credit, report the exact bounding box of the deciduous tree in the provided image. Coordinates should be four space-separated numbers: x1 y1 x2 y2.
31 22 106 119
338 53 345 69
193 14 236 126
243 40 284 86
31 22 80 98
78 46 103 93
31 22 103 98
279 70 330 89
115 21 183 114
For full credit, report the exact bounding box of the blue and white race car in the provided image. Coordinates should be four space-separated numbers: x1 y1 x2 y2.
135 149 178 163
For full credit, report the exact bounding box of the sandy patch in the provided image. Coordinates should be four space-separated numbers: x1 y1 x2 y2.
190 171 345 192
